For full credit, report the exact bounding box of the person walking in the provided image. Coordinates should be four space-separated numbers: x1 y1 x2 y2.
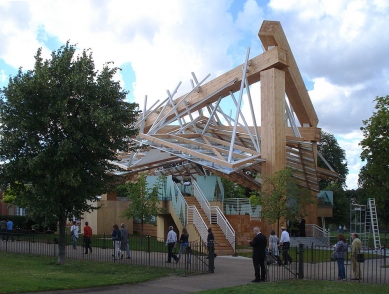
111 224 122 260
6 219 14 242
279 227 292 265
83 221 92 254
0 218 7 241
269 230 282 265
351 232 362 280
178 227 191 263
249 227 267 283
206 227 217 259
70 221 79 249
165 226 178 263
120 223 131 259
335 233 348 281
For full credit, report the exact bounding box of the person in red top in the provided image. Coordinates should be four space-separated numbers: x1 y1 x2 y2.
83 221 93 254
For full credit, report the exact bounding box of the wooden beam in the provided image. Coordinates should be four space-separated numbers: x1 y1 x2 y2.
258 20 318 127
143 46 288 132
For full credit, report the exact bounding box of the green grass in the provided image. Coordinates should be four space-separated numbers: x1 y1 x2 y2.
198 279 389 294
0 251 182 293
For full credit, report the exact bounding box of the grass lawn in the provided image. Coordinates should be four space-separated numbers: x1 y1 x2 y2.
0 251 182 293
198 279 389 294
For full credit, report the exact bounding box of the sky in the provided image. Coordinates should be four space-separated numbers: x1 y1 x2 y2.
1 0 388 190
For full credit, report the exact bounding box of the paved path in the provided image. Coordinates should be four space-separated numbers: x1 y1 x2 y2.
25 256 256 294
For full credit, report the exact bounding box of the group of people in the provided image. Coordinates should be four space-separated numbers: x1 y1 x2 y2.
334 232 362 281
248 226 292 283
165 226 192 263
69 221 131 259
1 218 14 242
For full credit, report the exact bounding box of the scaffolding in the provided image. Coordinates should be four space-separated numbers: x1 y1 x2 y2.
350 198 381 249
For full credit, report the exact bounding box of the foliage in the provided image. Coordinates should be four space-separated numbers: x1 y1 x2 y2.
221 178 247 198
317 131 349 190
0 43 140 264
120 174 165 237
359 95 389 229
324 183 349 227
0 252 180 293
250 168 316 233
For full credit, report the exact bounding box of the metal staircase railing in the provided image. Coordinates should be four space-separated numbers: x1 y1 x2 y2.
187 206 209 243
193 180 235 251
172 182 188 225
366 198 381 249
306 224 330 246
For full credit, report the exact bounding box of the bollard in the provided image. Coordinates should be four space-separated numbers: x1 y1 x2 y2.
208 241 215 273
298 244 304 279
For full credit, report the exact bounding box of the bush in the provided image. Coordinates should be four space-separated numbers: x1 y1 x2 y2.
0 215 57 232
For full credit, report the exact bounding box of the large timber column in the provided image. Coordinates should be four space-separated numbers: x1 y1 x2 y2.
260 68 286 175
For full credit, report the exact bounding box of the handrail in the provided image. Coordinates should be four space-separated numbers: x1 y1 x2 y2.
211 206 236 252
187 205 209 243
193 180 235 251
192 180 212 222
172 182 188 225
306 224 330 246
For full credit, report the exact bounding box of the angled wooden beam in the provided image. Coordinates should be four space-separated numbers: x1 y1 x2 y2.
258 20 318 127
143 46 289 132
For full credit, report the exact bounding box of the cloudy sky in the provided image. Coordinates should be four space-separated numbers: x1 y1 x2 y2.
1 0 388 189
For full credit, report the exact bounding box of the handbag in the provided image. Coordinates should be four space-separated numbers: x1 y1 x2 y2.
330 251 337 261
357 253 365 263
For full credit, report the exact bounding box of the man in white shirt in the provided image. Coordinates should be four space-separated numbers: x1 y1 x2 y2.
166 226 178 263
279 227 292 265
70 221 79 249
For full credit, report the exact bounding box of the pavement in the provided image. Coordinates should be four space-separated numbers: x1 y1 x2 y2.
24 256 256 294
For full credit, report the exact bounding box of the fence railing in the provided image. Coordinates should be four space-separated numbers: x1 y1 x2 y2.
0 230 211 275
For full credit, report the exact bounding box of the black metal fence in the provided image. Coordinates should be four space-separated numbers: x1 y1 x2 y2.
0 229 211 275
265 243 389 284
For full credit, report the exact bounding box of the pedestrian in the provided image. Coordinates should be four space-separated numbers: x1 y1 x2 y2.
279 227 292 265
351 232 362 280
269 230 282 265
120 223 131 259
299 217 306 237
111 224 122 260
178 227 191 263
6 219 14 241
206 227 217 259
70 221 79 249
165 226 178 263
83 221 92 254
338 225 342 233
0 218 7 241
335 233 348 281
249 227 267 283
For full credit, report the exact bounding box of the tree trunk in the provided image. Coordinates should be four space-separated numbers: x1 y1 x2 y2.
57 215 67 265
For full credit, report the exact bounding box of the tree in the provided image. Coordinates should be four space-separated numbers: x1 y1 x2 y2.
0 43 140 264
220 178 247 199
120 174 165 239
250 168 316 235
359 95 389 228
317 131 349 190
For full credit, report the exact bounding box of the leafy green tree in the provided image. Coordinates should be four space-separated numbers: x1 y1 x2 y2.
250 167 316 235
359 95 389 228
221 178 247 198
317 131 349 190
121 174 165 239
0 43 139 264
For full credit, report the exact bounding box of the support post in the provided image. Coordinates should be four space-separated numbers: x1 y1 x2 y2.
299 244 304 279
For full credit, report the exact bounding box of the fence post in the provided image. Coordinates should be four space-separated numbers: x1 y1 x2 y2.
383 240 387 268
298 244 304 279
147 235 151 266
208 241 214 273
102 233 106 249
311 242 314 263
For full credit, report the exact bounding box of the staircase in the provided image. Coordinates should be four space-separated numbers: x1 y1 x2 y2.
366 198 381 249
185 196 235 255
